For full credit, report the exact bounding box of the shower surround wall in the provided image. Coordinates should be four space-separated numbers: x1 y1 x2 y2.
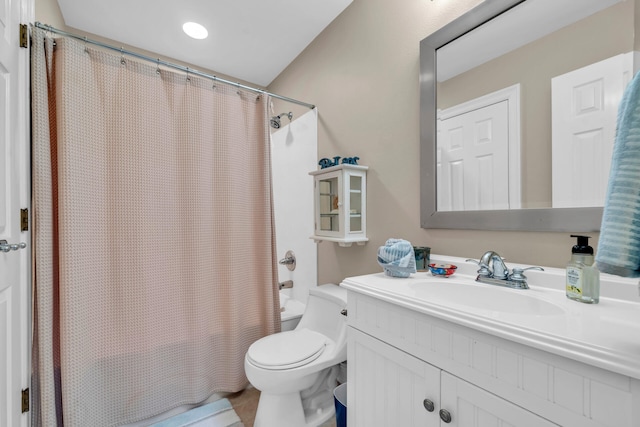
270 108 319 305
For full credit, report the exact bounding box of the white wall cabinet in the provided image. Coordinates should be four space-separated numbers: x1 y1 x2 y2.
309 164 367 246
349 327 557 427
345 289 640 427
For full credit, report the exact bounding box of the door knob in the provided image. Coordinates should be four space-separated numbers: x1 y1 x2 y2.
439 409 452 423
423 399 435 412
0 240 26 253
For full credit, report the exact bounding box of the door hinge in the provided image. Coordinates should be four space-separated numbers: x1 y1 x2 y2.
19 24 28 48
21 388 29 413
20 208 28 232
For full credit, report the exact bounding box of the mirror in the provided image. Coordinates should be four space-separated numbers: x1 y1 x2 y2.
420 0 636 231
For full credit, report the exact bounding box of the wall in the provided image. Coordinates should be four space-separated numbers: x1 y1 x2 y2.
268 0 603 285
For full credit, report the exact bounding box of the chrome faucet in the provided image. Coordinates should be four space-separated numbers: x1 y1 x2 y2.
479 251 509 279
466 251 543 290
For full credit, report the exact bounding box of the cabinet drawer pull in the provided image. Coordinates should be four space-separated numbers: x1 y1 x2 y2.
439 409 452 423
423 399 435 412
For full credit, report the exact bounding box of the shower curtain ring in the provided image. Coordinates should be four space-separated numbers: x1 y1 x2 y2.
83 36 88 53
186 67 191 83
156 59 161 75
120 47 126 65
212 75 217 89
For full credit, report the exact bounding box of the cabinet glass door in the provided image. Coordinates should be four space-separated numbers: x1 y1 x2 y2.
319 176 340 233
310 164 367 245
349 175 362 232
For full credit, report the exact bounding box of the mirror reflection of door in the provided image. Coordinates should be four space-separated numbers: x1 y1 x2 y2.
437 85 521 212
431 0 631 215
551 52 633 208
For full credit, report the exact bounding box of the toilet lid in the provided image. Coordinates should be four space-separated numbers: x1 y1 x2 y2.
247 328 327 370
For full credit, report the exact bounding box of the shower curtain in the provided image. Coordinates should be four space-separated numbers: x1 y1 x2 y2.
31 28 280 427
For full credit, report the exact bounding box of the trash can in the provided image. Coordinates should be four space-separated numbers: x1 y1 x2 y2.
334 382 347 427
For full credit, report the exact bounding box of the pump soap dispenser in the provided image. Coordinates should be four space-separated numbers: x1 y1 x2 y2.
566 235 600 304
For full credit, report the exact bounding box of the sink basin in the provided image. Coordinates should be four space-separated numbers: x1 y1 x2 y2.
408 279 565 316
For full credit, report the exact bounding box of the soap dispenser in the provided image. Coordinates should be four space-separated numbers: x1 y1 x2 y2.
566 235 600 304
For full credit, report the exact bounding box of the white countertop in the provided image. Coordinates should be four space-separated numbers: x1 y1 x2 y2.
341 255 640 380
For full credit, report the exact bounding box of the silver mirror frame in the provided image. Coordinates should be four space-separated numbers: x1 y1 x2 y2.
419 0 603 232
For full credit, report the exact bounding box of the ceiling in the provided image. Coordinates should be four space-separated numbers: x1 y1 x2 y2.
56 0 353 87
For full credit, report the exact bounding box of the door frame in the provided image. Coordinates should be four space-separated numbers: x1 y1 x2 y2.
2 0 34 426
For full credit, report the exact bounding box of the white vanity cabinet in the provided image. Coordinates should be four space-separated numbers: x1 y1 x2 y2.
350 327 556 426
309 164 367 247
344 278 640 427
440 370 557 427
349 326 440 426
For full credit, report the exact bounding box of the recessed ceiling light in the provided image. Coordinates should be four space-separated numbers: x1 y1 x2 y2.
183 22 208 40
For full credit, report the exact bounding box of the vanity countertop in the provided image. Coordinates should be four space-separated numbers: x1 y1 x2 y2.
341 255 640 380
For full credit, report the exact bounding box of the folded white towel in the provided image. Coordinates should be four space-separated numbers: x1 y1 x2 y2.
377 238 416 278
596 71 640 277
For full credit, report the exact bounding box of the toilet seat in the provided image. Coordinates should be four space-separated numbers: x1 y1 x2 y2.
247 328 327 370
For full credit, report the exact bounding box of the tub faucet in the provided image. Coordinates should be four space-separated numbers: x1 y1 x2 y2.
279 280 294 290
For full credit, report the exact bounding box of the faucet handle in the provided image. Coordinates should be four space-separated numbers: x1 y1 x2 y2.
509 266 544 282
465 258 492 277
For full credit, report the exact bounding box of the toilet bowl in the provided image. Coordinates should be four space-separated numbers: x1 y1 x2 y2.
245 284 348 427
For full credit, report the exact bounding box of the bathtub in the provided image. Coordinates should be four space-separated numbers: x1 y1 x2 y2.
279 292 305 331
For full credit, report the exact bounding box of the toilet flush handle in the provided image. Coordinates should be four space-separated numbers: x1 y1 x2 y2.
340 309 347 316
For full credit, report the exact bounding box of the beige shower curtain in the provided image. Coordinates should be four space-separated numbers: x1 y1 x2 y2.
31 28 280 427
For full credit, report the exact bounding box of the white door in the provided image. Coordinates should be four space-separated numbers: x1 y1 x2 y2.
438 100 510 211
551 53 633 208
440 372 558 426
347 327 441 427
0 0 32 426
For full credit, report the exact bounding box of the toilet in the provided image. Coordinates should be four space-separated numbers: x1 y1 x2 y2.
244 283 348 427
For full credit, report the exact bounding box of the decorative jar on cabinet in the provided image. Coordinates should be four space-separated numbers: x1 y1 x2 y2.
309 164 368 247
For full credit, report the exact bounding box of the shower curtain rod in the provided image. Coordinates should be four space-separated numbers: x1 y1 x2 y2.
33 22 316 110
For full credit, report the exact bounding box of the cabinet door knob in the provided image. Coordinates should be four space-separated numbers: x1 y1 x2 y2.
439 409 452 423
422 399 435 412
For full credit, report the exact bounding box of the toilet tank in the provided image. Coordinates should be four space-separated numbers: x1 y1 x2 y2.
295 284 347 343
